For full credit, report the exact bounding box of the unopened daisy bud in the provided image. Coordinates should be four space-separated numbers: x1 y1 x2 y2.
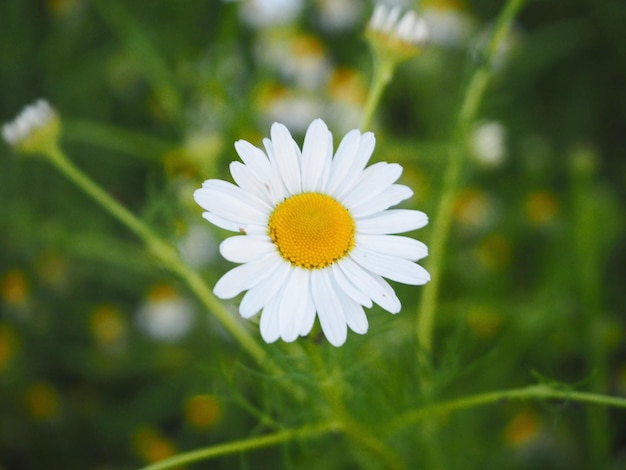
366 4 428 63
2 99 61 155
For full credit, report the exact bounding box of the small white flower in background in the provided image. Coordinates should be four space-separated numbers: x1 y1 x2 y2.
419 0 475 48
326 68 368 134
368 4 429 48
2 99 60 154
259 89 326 135
136 284 195 342
314 0 364 33
239 0 303 29
194 118 429 347
421 4 475 48
255 33 331 90
473 21 522 70
177 223 218 269
470 120 507 167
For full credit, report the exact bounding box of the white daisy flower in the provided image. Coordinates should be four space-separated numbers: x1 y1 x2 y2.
368 4 428 48
470 120 507 167
136 284 195 342
194 119 429 347
2 99 60 153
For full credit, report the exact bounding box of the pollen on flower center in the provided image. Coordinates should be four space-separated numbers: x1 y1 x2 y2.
268 192 355 269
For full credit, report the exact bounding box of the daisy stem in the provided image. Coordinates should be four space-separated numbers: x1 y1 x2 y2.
570 148 610 467
137 420 342 470
44 145 275 373
305 343 405 470
64 118 174 162
360 56 396 131
415 0 526 368
388 383 626 435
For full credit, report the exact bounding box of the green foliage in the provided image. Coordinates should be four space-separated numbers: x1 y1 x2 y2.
1 0 625 468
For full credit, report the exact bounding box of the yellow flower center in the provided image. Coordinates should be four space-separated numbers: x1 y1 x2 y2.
268 192 355 269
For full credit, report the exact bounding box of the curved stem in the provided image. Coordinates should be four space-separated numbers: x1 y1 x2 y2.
306 344 405 470
64 118 174 161
360 56 395 131
138 421 341 470
415 0 527 363
45 146 274 372
389 384 626 435
570 149 610 467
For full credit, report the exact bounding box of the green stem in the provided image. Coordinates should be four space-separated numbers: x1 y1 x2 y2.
360 56 395 131
64 118 174 161
138 421 341 470
45 145 273 372
306 344 405 470
570 149 610 467
415 0 527 362
389 384 626 435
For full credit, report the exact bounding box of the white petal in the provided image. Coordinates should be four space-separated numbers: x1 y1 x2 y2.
278 268 311 342
330 263 373 308
340 293 368 335
325 129 361 195
194 181 269 226
301 119 332 192
370 4 386 30
329 132 376 199
219 235 276 263
234 140 272 177
341 162 403 209
396 11 417 42
213 254 281 299
260 296 280 343
357 234 428 261
349 184 413 218
337 258 401 313
357 209 428 234
239 262 291 318
202 212 240 232
299 296 317 336
235 140 285 203
229 161 272 205
350 247 430 285
311 270 347 347
384 6 401 32
269 122 302 195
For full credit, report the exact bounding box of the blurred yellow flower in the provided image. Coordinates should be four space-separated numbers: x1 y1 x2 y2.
35 251 68 290
133 427 177 464
525 190 559 226
45 0 81 15
90 305 127 347
475 233 512 271
25 382 62 421
328 67 367 106
1 269 30 306
0 323 20 373
504 410 541 446
466 305 503 337
454 188 498 231
184 394 222 430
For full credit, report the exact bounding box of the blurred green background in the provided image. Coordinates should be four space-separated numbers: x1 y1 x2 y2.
1 0 625 469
